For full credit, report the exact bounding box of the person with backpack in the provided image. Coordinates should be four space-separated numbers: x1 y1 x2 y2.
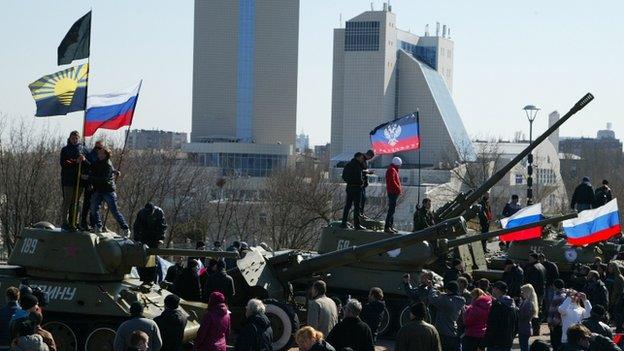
594 179 613 208
340 153 366 230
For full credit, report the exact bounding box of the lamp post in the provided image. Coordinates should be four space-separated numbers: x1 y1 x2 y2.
523 104 540 205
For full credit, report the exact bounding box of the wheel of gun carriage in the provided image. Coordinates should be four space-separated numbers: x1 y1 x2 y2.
264 299 299 350
377 305 391 336
85 327 116 351
399 305 412 328
43 321 78 351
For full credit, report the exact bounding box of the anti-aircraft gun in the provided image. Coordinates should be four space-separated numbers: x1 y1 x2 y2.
0 222 237 351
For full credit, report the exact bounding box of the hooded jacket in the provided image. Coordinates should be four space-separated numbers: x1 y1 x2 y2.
427 288 466 337
463 294 492 338
385 164 402 195
194 292 230 351
571 181 595 208
484 295 518 348
234 313 273 351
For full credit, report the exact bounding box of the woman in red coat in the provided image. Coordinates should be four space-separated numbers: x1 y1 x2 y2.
462 288 492 351
194 292 231 351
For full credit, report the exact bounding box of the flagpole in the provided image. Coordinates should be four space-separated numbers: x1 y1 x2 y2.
416 110 421 205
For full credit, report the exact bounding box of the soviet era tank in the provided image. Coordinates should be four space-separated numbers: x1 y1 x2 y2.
301 93 594 334
0 222 237 351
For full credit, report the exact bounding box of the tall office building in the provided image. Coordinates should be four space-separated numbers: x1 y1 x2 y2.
331 4 475 167
186 0 299 176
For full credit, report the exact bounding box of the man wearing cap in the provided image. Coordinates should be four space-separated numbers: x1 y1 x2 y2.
571 176 595 212
502 259 524 300
341 153 366 230
114 301 162 351
426 280 465 351
395 302 442 351
484 281 518 351
384 157 402 233
581 304 612 339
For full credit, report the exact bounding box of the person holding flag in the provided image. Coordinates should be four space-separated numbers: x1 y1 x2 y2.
59 131 88 230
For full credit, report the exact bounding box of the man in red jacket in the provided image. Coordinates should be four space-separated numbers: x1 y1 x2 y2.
385 157 402 233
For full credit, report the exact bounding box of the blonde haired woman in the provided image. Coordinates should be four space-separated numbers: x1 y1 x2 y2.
518 284 539 351
295 326 335 351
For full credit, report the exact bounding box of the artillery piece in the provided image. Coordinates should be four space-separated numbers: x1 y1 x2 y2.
0 222 237 351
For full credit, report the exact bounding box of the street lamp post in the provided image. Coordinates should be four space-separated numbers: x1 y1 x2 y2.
523 104 540 205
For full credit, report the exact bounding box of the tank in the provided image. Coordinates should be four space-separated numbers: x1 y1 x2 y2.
0 222 237 351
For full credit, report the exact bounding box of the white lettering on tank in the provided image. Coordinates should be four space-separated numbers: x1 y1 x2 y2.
337 240 351 250
32 285 77 301
20 238 38 254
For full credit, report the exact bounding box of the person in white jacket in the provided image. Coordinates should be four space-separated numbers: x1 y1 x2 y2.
557 291 592 344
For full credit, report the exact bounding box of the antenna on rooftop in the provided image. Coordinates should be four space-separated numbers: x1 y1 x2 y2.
371 2 374 11
339 13 342 27
425 24 429 36
436 22 440 36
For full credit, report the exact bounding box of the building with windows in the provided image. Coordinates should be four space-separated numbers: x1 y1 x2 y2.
185 0 299 177
330 4 475 170
126 129 188 150
296 133 310 153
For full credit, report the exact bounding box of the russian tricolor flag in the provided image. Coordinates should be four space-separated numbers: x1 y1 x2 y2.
500 203 543 242
563 198 621 246
84 81 142 137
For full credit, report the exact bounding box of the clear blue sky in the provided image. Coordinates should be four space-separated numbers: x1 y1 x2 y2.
1 0 622 146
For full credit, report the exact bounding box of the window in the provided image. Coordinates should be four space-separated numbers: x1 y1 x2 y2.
515 174 523 185
399 41 437 69
345 21 380 51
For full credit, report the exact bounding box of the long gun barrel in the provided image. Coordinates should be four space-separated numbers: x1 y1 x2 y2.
436 93 594 221
146 248 239 259
278 217 467 281
446 213 578 248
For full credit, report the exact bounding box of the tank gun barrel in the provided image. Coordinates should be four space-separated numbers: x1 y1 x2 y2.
146 248 239 259
446 213 578 248
279 217 467 281
436 93 594 221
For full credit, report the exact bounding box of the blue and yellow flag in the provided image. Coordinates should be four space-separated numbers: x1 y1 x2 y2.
28 63 88 117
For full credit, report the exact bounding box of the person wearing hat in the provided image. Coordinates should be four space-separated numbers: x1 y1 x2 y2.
154 294 187 351
114 301 162 351
483 281 519 351
581 304 612 339
426 280 465 351
395 302 442 351
502 258 524 300
571 176 595 212
340 152 366 230
594 179 613 208
384 157 403 233
194 292 231 351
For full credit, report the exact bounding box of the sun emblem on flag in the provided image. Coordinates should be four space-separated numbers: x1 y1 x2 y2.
29 63 88 106
383 123 402 146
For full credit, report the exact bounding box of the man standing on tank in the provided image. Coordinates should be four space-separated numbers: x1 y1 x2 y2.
478 192 492 252
385 157 402 233
571 176 595 212
60 130 87 230
359 150 375 220
134 202 168 284
78 140 105 231
340 153 366 230
413 198 435 232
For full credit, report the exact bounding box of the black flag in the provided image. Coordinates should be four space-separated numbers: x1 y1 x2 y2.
58 11 91 65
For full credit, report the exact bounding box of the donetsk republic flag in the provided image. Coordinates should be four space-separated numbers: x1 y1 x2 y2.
28 64 88 117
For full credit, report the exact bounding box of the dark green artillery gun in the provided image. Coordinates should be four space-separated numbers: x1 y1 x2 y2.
0 222 237 351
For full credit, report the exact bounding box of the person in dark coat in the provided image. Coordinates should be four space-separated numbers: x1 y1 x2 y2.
86 147 130 235
134 202 168 284
594 179 613 208
502 259 524 299
548 279 567 350
79 140 104 230
478 192 493 252
571 176 595 212
154 294 187 351
295 326 335 351
581 304 612 339
0 287 20 349
172 260 201 301
413 198 435 231
360 287 386 341
395 302 442 351
340 153 366 230
443 259 463 284
359 149 375 219
60 130 88 230
563 323 622 351
583 270 609 310
194 292 230 351
234 299 273 351
204 259 235 303
483 281 519 351
426 281 465 351
403 272 434 323
502 194 522 217
326 299 374 351
524 252 547 336
164 257 184 284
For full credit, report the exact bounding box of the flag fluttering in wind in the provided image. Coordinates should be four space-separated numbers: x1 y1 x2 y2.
28 64 89 117
370 113 420 155
500 203 543 242
84 81 142 137
58 11 91 65
563 199 621 246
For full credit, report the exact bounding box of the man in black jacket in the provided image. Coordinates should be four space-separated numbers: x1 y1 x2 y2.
483 281 518 351
524 252 547 335
359 150 375 219
581 304 613 339
502 259 524 300
172 260 201 301
154 294 187 351
204 259 235 303
571 176 595 212
341 153 366 230
360 287 386 341
539 253 560 322
583 270 609 309
60 130 88 230
594 179 613 208
327 299 375 351
134 202 168 284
